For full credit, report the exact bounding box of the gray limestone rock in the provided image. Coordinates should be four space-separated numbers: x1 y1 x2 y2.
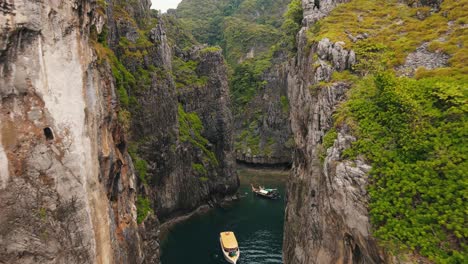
316 38 356 72
234 52 293 166
0 1 157 263
283 2 384 263
398 42 450 76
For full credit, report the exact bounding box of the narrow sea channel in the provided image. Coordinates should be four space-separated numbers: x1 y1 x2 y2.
161 166 288 264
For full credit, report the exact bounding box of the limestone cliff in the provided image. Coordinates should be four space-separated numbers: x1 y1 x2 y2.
0 0 238 263
284 18 383 262
234 52 293 166
0 0 144 263
283 0 463 263
101 4 238 221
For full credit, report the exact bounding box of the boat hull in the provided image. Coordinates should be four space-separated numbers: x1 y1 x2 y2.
220 237 239 264
251 184 280 200
254 191 280 199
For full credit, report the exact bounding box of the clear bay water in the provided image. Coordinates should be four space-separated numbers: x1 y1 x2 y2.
161 167 288 264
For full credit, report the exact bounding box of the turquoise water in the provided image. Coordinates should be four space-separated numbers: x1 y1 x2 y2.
161 167 288 264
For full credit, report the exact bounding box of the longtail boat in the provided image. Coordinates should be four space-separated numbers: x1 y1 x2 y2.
251 184 280 199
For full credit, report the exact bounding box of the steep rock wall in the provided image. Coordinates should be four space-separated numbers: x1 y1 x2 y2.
103 2 238 222
154 45 239 221
283 0 384 263
0 1 144 263
235 54 293 166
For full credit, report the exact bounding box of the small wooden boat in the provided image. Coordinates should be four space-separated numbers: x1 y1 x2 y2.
251 184 280 199
220 231 240 264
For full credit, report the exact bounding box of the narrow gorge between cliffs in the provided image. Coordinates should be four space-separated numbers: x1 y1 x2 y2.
160 166 288 264
1 0 466 264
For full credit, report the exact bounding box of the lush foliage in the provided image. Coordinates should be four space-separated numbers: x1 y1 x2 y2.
176 0 298 156
178 105 219 165
281 0 303 51
223 16 281 65
336 72 467 262
172 57 208 89
235 120 262 155
307 0 468 77
134 158 149 184
162 14 199 50
176 0 289 64
309 0 468 261
230 56 270 106
136 195 153 224
322 128 337 150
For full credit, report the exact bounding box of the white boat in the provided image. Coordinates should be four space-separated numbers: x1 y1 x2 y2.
251 184 280 199
220 231 240 264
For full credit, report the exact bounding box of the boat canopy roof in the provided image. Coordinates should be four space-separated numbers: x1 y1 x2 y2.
220 231 238 249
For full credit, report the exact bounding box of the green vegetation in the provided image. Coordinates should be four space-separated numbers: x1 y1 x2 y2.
136 195 152 224
307 0 467 76
162 14 199 50
175 0 297 157
199 177 209 182
280 95 289 113
310 0 468 261
200 46 223 54
223 16 281 65
235 119 271 156
230 56 270 106
336 73 467 262
172 57 208 89
177 0 289 50
178 105 219 165
134 158 149 185
117 109 132 132
91 28 138 132
128 142 151 185
192 163 208 175
322 128 337 150
281 0 303 51
38 208 47 220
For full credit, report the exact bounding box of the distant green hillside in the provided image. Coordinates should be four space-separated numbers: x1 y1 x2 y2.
176 0 296 160
176 0 289 64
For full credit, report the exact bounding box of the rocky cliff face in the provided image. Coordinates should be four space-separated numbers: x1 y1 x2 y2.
0 0 238 263
0 0 144 263
283 0 384 263
153 44 238 221
103 5 238 221
234 53 293 166
284 0 455 262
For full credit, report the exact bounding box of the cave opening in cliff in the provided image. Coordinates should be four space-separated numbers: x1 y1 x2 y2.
43 127 54 141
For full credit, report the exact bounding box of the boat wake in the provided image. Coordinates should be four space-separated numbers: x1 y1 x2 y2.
238 230 282 263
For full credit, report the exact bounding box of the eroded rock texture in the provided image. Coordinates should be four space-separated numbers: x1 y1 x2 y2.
1 0 238 263
0 0 144 263
235 52 293 166
90 0 237 225
152 44 239 221
283 0 384 263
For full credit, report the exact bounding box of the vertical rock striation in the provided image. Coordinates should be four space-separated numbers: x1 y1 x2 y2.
0 0 238 263
0 0 144 263
283 0 384 263
152 44 239 221
235 53 293 166
104 3 238 221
